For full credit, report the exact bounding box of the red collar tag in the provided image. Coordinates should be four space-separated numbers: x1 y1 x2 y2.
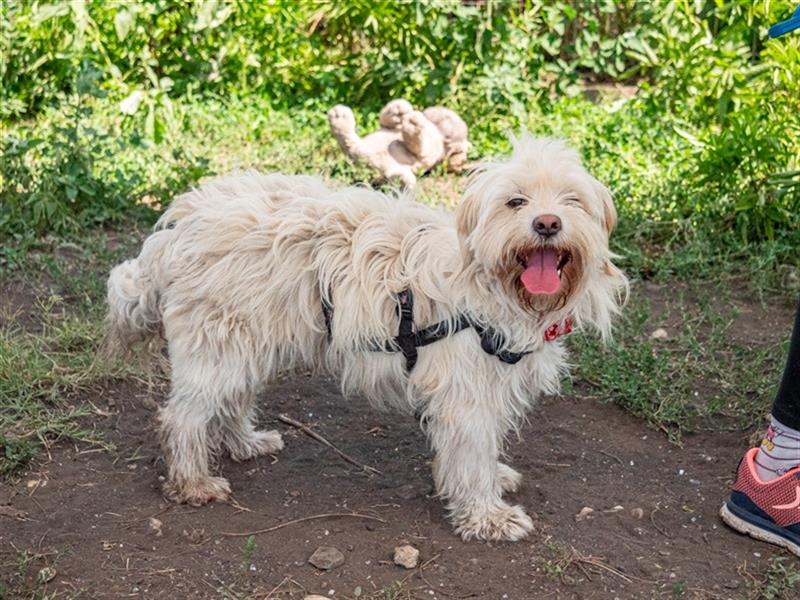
544 318 573 342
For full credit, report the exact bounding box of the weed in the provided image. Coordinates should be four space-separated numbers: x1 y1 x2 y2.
572 285 785 441
747 556 800 600
240 536 256 575
0 295 134 479
0 436 37 479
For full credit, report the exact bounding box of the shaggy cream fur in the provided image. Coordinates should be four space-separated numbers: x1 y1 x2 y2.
105 135 627 542
328 99 469 187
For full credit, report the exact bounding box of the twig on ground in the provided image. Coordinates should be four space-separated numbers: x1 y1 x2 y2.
649 506 672 538
399 553 441 586
599 449 624 466
278 413 383 475
569 547 653 585
221 512 387 537
533 460 572 468
264 575 290 599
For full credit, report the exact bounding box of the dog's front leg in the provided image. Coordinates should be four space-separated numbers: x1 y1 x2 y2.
428 399 534 542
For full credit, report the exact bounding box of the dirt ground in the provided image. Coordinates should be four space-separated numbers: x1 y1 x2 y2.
1 283 797 600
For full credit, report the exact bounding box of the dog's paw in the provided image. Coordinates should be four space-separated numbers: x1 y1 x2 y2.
165 476 231 506
455 504 534 542
328 105 356 135
229 430 284 462
497 462 522 494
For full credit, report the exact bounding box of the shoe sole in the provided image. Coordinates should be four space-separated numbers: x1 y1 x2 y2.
720 502 800 558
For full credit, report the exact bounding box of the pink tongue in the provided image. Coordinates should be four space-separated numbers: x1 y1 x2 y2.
520 248 561 295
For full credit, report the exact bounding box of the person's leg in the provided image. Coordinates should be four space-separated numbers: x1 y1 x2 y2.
755 302 800 481
768 300 800 427
721 301 800 557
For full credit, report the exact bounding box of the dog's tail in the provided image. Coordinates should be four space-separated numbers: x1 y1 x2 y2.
104 231 170 356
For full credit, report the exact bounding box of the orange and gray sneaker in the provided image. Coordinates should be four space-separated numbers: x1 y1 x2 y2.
721 447 800 557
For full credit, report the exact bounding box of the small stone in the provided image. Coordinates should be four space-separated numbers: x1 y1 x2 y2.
308 546 345 570
650 328 668 340
148 517 163 536
37 566 56 584
723 580 740 590
304 596 332 600
631 507 644 519
604 505 624 513
575 506 594 522
395 484 420 500
182 527 206 545
393 544 420 569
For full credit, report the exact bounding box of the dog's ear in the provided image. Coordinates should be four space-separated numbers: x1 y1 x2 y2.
455 191 481 267
592 179 617 236
455 191 479 240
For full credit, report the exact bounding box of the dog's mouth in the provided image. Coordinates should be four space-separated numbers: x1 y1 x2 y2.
517 247 572 295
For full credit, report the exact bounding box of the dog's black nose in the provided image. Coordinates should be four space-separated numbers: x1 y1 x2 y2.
533 214 562 238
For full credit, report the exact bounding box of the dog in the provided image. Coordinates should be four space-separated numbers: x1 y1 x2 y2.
105 135 627 541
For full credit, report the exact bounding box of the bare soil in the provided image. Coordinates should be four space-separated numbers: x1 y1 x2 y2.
1 284 797 600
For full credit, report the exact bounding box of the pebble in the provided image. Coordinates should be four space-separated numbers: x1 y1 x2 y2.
304 596 332 600
630 507 644 519
393 544 420 569
650 328 669 339
575 506 595 521
148 517 163 536
308 546 345 570
395 484 420 500
37 567 57 584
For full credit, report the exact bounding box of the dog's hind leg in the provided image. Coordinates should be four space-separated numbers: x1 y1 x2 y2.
222 403 284 462
159 378 231 506
496 462 522 494
428 395 534 542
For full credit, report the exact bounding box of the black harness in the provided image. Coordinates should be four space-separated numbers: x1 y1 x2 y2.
321 288 531 372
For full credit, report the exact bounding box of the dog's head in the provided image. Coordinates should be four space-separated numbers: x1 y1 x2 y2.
455 134 627 336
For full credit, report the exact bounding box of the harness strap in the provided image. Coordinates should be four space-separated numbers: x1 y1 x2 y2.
395 290 419 371
321 294 334 343
321 287 535 372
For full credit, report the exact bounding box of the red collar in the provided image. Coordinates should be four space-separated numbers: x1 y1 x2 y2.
544 318 573 342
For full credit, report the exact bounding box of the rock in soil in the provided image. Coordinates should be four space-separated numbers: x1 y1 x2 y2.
37 567 57 584
308 546 345 570
393 544 420 569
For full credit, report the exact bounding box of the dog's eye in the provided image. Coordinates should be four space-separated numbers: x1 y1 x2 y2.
562 196 582 208
506 196 528 209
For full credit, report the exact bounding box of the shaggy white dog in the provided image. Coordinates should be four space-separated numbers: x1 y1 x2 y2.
105 135 627 542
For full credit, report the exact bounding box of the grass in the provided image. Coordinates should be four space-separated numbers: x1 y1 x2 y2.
571 284 787 442
0 94 796 479
743 556 800 600
0 303 116 477
0 231 145 479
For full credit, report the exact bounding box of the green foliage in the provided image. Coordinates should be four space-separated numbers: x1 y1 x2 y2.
0 294 134 476
2 1 652 116
2 0 799 246
240 536 256 574
572 289 784 441
0 63 210 237
0 435 37 479
750 557 800 600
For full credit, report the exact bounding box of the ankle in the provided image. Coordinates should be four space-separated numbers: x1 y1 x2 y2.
755 417 800 482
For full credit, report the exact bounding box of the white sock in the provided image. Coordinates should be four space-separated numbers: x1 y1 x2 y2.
755 417 800 482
